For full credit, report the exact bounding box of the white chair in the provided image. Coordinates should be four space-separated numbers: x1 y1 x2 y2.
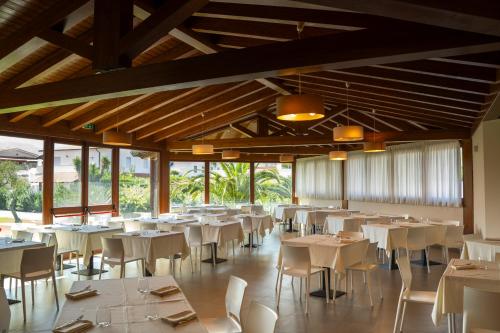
393 256 436 333
0 288 10 333
405 227 431 273
202 275 248 333
188 224 212 271
1 246 59 322
276 245 328 315
11 230 33 241
338 231 364 240
243 301 278 333
54 230 81 280
346 242 383 307
275 233 297 291
463 287 500 333
99 238 144 279
440 225 464 263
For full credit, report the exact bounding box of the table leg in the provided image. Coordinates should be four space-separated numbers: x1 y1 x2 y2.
243 233 258 248
201 243 227 265
72 252 107 276
310 268 346 299
286 218 298 233
55 254 75 271
380 250 399 270
411 249 442 267
312 224 317 235
447 313 457 333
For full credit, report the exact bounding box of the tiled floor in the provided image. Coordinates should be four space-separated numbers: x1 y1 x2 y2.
5 228 453 332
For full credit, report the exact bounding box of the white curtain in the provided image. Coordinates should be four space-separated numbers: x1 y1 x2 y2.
391 143 424 205
365 151 392 202
296 156 342 200
346 151 365 200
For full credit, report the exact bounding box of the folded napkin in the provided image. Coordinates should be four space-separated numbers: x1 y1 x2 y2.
12 239 25 243
53 319 93 333
65 289 98 300
150 285 180 297
451 262 477 270
161 310 197 327
130 232 141 236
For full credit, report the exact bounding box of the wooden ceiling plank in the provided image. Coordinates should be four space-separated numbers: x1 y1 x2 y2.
1 26 499 113
38 28 93 59
41 101 101 127
121 0 208 60
295 0 500 37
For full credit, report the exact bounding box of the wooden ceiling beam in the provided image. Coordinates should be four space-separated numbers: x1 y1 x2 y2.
230 123 258 137
120 0 208 60
164 95 277 141
168 129 471 150
296 0 500 37
2 26 499 113
41 101 102 127
38 29 93 60
167 151 284 162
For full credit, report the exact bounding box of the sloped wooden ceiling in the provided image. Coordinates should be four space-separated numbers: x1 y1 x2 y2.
0 0 499 156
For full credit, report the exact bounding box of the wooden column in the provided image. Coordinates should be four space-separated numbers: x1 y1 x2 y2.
111 147 120 216
204 161 210 204
291 161 297 204
341 160 348 209
159 149 170 213
42 138 54 224
462 139 474 234
81 143 89 224
150 157 158 217
249 162 255 204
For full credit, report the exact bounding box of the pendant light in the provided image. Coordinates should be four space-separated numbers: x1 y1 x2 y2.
103 99 132 146
192 112 214 155
329 144 348 161
222 150 240 160
333 82 364 141
276 22 325 122
363 109 386 153
279 154 294 163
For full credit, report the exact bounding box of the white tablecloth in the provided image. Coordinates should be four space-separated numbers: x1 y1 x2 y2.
54 225 123 266
240 204 264 215
431 259 500 326
197 214 227 223
0 238 44 274
274 205 311 221
114 231 189 274
54 276 207 333
283 234 369 274
238 214 273 237
361 224 408 254
462 239 500 262
190 221 244 245
124 218 198 232
325 216 364 234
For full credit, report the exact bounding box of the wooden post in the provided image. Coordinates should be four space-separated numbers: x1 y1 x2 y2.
159 149 170 213
204 161 210 204
462 139 474 234
250 162 255 204
111 147 120 216
81 143 89 224
42 138 54 225
341 160 348 209
291 161 297 204
150 157 158 217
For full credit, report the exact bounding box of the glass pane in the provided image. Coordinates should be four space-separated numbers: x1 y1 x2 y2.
119 149 157 218
0 135 44 224
88 147 112 205
53 143 82 208
209 162 250 208
255 162 292 212
169 161 205 211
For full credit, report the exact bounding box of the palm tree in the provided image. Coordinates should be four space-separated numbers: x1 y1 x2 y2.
209 162 250 206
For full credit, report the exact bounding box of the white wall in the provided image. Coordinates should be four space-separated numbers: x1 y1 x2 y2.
473 119 500 239
299 198 343 208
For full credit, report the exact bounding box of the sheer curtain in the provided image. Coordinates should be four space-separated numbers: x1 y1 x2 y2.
365 151 392 202
424 141 462 207
296 156 342 200
390 143 424 205
346 151 365 200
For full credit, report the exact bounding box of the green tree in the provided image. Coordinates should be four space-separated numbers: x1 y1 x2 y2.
210 162 250 206
170 169 205 206
0 161 31 222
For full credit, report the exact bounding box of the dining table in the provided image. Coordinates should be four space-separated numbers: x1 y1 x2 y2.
53 276 207 332
431 258 500 333
283 234 368 299
461 237 500 262
294 209 348 234
274 205 312 232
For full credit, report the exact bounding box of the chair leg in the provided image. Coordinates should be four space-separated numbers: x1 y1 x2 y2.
366 271 373 307
305 276 310 315
299 277 302 301
425 247 431 273
199 246 203 271
99 259 104 280
15 279 18 298
332 273 337 303
76 254 80 281
276 270 284 310
189 251 194 273
31 281 34 305
325 272 330 304
445 247 450 263
399 302 407 332
232 240 235 258
275 269 280 293
21 279 26 322
60 255 64 275
393 298 403 333
52 272 59 311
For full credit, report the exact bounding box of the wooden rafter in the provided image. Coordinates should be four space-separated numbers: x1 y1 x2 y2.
38 29 93 60
230 123 258 137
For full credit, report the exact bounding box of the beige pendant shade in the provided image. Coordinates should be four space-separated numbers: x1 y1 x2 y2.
279 154 294 163
333 125 364 142
222 150 240 159
363 141 386 153
276 95 325 121
192 144 214 155
329 150 348 160
102 130 132 146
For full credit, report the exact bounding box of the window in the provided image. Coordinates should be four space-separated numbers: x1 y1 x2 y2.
255 162 292 212
169 162 205 210
0 135 43 224
53 143 82 208
119 149 157 217
296 156 342 200
210 162 250 208
88 147 112 205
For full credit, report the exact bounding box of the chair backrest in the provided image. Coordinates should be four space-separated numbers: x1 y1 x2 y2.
171 225 186 233
225 275 248 323
365 242 379 265
188 224 203 245
445 225 464 245
281 245 311 272
0 288 10 333
338 231 364 240
101 238 124 260
463 287 500 333
12 230 33 241
395 256 413 291
428 225 447 246
140 223 157 231
243 301 278 333
124 221 141 232
156 223 172 232
21 245 55 276
40 233 56 247
406 227 427 251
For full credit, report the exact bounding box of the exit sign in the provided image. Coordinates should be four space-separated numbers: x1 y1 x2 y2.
82 124 95 130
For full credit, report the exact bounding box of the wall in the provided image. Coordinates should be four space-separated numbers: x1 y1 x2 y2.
473 119 500 239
